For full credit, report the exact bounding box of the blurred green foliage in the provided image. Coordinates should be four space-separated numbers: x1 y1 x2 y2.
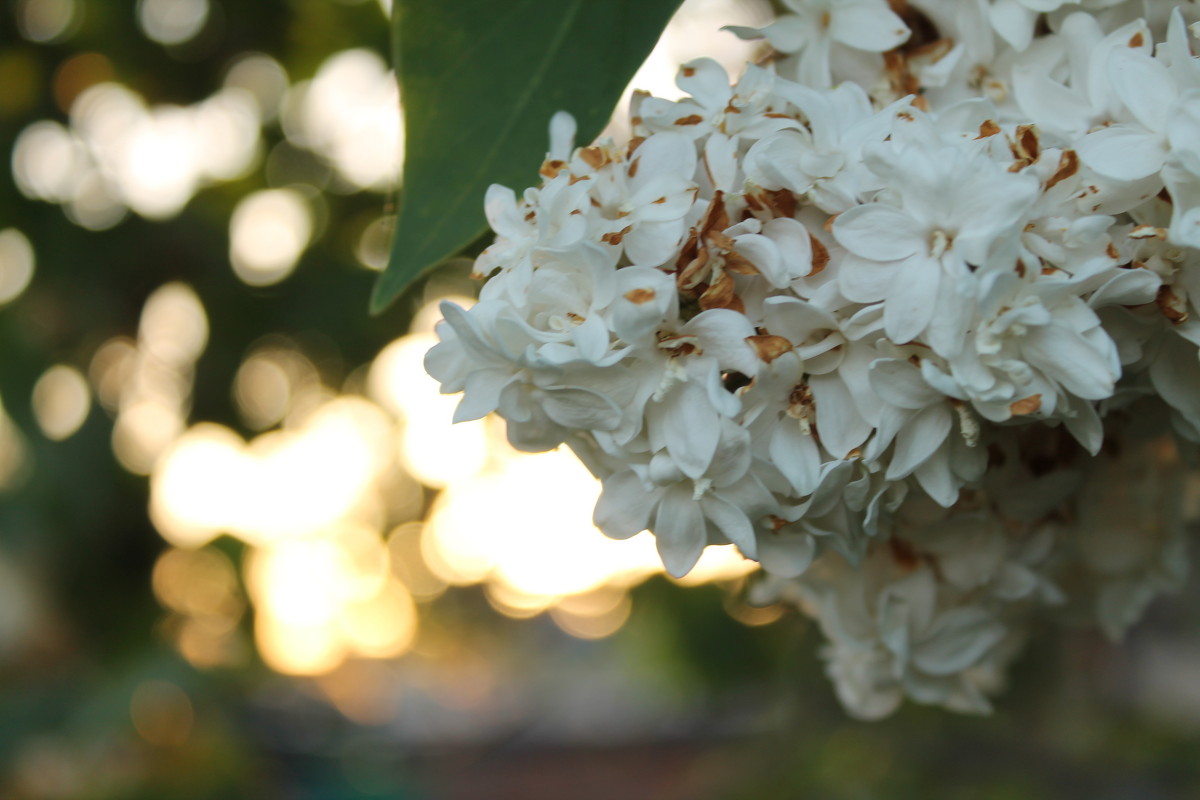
374 0 683 310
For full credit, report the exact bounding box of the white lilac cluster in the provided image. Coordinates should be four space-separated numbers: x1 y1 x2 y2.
425 0 1200 718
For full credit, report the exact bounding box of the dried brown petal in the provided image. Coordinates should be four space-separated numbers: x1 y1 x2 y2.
1015 124 1039 162
657 334 702 357
762 188 798 219
1044 150 1079 191
699 269 743 312
601 225 633 245
579 146 607 170
723 250 760 276
1129 225 1167 240
678 248 711 292
707 230 737 251
1010 394 1042 416
746 334 794 363
1157 285 1189 324
539 159 566 179
699 191 730 237
809 234 830 276
976 119 1001 139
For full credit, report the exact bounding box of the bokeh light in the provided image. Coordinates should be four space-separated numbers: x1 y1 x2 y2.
354 214 394 271
16 78 261 229
0 395 31 491
12 120 86 203
283 49 402 190
368 329 489 488
137 0 210 46
114 106 211 218
16 0 78 43
103 283 207 475
224 54 289 123
143 285 763 676
0 228 36 305
422 446 662 608
9 1 782 701
229 188 312 286
139 282 209 365
32 365 91 441
234 351 293 431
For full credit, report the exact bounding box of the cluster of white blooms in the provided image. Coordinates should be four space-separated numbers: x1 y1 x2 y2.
425 0 1200 718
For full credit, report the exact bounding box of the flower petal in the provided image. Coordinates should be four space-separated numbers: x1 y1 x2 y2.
1021 323 1116 400
455 368 515 422
987 0 1036 51
869 358 942 410
757 530 816 578
684 310 760 376
883 256 939 344
1107 48 1174 133
647 381 720 479
887 404 952 479
540 384 624 430
1078 125 1166 182
594 470 658 539
830 3 909 52
700 493 757 558
810 373 872 458
913 607 1006 676
833 204 924 261
654 485 707 577
770 422 821 496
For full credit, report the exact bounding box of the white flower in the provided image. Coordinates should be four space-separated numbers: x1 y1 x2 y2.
424 0 1200 719
1012 15 1153 145
726 0 910 88
1075 11 1200 184
797 548 1012 718
593 419 776 576
912 271 1122 435
569 132 700 267
744 82 906 213
474 172 593 289
833 140 1038 345
426 300 634 451
638 308 761 478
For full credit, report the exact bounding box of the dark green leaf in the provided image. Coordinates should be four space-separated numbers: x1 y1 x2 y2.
371 0 684 313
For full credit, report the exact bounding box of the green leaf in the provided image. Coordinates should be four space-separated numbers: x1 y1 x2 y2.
371 0 684 313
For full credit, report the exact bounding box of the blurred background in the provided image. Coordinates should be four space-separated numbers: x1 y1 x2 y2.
1 0 1199 797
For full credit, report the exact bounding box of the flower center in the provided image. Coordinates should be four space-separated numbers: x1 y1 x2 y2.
929 229 952 259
